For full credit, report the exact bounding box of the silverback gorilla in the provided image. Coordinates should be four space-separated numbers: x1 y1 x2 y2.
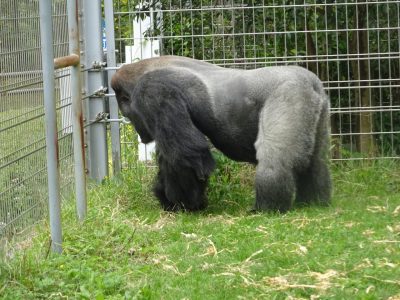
111 56 332 212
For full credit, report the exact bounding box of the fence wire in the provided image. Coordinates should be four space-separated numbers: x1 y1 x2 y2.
0 1 75 240
113 0 400 163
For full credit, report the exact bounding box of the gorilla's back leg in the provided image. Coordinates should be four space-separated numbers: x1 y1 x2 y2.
254 160 295 212
253 83 326 212
295 100 332 205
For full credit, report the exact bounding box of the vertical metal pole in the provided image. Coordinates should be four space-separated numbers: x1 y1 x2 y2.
39 0 62 253
83 0 108 181
104 0 122 175
67 0 87 220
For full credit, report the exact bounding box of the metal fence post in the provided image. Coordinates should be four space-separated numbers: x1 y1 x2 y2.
39 0 62 253
68 0 87 220
104 0 122 175
82 0 108 181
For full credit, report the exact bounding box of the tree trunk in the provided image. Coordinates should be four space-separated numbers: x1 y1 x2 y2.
350 2 377 156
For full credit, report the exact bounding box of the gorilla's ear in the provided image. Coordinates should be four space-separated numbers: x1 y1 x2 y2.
132 69 215 179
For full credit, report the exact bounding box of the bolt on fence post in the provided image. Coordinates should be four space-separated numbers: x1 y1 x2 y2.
104 0 122 176
39 0 62 253
67 0 87 220
83 0 109 182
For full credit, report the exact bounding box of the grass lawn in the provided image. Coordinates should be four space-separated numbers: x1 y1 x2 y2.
0 155 399 299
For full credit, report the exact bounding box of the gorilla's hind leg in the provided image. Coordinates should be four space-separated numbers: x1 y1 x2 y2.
254 161 295 213
295 101 332 206
253 83 326 212
295 159 331 206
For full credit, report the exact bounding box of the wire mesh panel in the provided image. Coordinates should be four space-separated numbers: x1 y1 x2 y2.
112 0 400 163
0 0 75 239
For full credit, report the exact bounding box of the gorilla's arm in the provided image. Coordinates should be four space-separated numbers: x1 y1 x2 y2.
131 68 215 180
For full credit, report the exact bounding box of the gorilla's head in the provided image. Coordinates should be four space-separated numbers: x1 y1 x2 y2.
111 69 154 144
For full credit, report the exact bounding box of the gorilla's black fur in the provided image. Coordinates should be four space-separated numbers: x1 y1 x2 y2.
111 56 332 212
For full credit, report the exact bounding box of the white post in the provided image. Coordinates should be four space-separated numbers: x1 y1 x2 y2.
125 4 160 162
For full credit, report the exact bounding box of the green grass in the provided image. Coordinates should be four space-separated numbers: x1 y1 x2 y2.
1 155 399 299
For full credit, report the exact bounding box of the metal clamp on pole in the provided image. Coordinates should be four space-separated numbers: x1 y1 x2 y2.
92 86 108 97
92 112 131 125
94 112 109 122
91 60 107 71
103 117 131 124
115 117 131 124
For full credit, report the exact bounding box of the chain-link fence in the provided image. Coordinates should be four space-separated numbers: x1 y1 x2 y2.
0 1 75 239
112 0 400 163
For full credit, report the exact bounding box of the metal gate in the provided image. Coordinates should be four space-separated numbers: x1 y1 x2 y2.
1 0 110 253
0 1 78 251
